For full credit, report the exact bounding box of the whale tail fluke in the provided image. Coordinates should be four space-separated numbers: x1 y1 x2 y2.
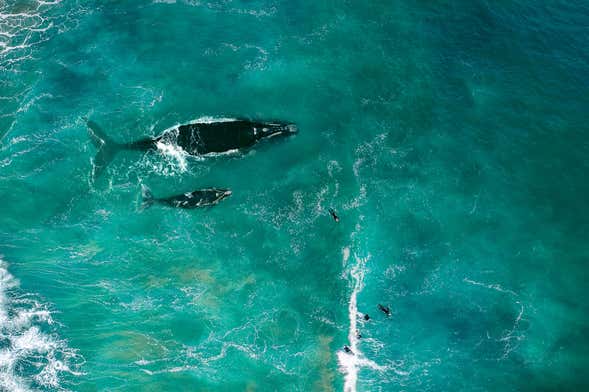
140 184 155 210
87 120 123 180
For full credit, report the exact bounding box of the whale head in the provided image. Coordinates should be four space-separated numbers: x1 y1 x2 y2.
253 121 297 141
214 189 232 203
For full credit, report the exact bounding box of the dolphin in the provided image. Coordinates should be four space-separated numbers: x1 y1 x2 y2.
141 184 231 210
87 118 297 178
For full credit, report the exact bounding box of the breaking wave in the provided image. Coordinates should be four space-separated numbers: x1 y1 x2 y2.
337 249 386 392
0 259 83 391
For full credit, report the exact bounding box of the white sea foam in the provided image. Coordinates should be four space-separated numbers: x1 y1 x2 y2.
155 140 189 172
0 259 83 391
342 184 367 210
0 1 60 58
498 301 526 360
135 358 157 366
338 250 385 392
463 277 518 297
16 92 53 114
138 314 297 380
1 0 76 139
157 1 276 18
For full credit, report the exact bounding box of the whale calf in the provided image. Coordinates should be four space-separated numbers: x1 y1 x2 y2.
141 185 231 209
87 118 297 178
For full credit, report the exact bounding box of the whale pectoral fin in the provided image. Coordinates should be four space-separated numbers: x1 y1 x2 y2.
88 121 111 148
87 120 122 181
92 147 116 180
139 184 155 211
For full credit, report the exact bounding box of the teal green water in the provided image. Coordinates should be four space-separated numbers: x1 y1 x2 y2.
1 1 589 390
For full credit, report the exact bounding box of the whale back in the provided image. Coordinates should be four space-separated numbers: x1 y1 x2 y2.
175 120 257 155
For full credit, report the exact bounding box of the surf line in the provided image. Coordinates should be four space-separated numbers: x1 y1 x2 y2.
338 247 383 392
0 258 83 391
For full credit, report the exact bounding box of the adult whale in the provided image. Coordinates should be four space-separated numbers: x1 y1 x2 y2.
87 117 297 178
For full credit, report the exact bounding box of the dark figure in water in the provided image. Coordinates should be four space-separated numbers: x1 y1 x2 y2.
343 345 354 355
87 118 297 178
363 314 370 321
356 330 362 339
140 185 231 210
328 207 340 222
378 304 391 316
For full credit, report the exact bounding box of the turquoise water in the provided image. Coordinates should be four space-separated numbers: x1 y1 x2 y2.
1 0 589 390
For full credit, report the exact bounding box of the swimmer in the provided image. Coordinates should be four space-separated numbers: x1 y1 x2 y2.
378 304 391 316
328 207 340 222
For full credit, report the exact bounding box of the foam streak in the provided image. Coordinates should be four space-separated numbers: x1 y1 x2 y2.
338 249 384 392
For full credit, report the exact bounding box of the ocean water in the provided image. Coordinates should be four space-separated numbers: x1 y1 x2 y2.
1 0 588 390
